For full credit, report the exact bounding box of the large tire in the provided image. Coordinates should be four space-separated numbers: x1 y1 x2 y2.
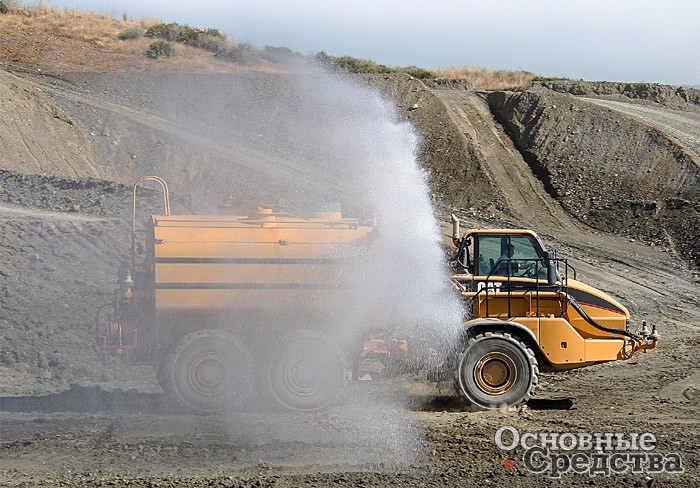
455 331 538 409
164 329 252 413
266 329 344 411
155 348 172 393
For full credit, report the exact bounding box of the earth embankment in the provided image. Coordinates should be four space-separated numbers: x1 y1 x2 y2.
0 70 105 178
536 80 700 112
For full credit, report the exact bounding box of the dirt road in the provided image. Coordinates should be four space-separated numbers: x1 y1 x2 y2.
582 97 700 155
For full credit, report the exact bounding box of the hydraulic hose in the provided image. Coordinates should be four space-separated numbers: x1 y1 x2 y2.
568 297 642 341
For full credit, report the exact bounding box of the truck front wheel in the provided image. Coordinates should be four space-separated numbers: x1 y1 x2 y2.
165 329 252 413
266 329 344 411
455 331 538 409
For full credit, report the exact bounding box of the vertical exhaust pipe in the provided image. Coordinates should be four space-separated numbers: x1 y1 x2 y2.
451 213 461 247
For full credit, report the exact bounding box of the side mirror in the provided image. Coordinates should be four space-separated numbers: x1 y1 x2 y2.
455 237 472 273
544 250 558 286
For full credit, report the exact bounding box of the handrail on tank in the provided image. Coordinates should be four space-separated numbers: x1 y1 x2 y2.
131 176 171 270
132 176 171 232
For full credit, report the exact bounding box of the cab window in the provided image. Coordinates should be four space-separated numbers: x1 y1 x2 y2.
476 234 543 277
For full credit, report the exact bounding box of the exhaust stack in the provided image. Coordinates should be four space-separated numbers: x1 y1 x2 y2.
451 213 461 247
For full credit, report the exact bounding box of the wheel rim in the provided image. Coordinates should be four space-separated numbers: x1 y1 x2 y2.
473 352 517 395
282 356 322 397
188 352 227 397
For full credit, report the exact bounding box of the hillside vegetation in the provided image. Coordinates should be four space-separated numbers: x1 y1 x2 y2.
0 4 535 88
0 4 283 72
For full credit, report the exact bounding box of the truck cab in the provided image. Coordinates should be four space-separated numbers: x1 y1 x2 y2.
447 218 658 409
454 228 556 283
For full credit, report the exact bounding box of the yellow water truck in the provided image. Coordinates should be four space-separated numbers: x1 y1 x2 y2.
101 177 659 412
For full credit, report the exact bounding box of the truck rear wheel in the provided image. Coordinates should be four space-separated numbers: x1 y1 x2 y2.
166 329 252 413
266 329 344 411
455 331 538 409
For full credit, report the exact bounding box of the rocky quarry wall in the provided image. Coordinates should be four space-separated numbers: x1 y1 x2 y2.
487 88 700 268
536 80 700 112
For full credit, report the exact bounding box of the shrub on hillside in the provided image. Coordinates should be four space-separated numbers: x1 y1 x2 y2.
180 26 225 45
315 52 432 77
215 43 261 65
401 66 437 79
145 23 179 41
0 0 19 13
145 22 225 50
261 45 300 63
146 41 173 59
333 55 391 74
193 34 228 53
178 25 218 46
118 27 145 40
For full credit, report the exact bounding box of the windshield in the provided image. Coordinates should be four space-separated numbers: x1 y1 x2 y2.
477 234 544 278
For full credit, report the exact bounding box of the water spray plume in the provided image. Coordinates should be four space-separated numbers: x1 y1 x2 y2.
280 70 466 355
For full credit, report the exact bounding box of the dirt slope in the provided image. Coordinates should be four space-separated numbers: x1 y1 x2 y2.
430 87 579 232
0 70 106 178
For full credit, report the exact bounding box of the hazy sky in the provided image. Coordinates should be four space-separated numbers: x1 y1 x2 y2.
47 0 699 86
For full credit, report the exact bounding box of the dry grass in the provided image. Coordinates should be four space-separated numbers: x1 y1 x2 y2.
435 65 536 90
0 5 281 73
